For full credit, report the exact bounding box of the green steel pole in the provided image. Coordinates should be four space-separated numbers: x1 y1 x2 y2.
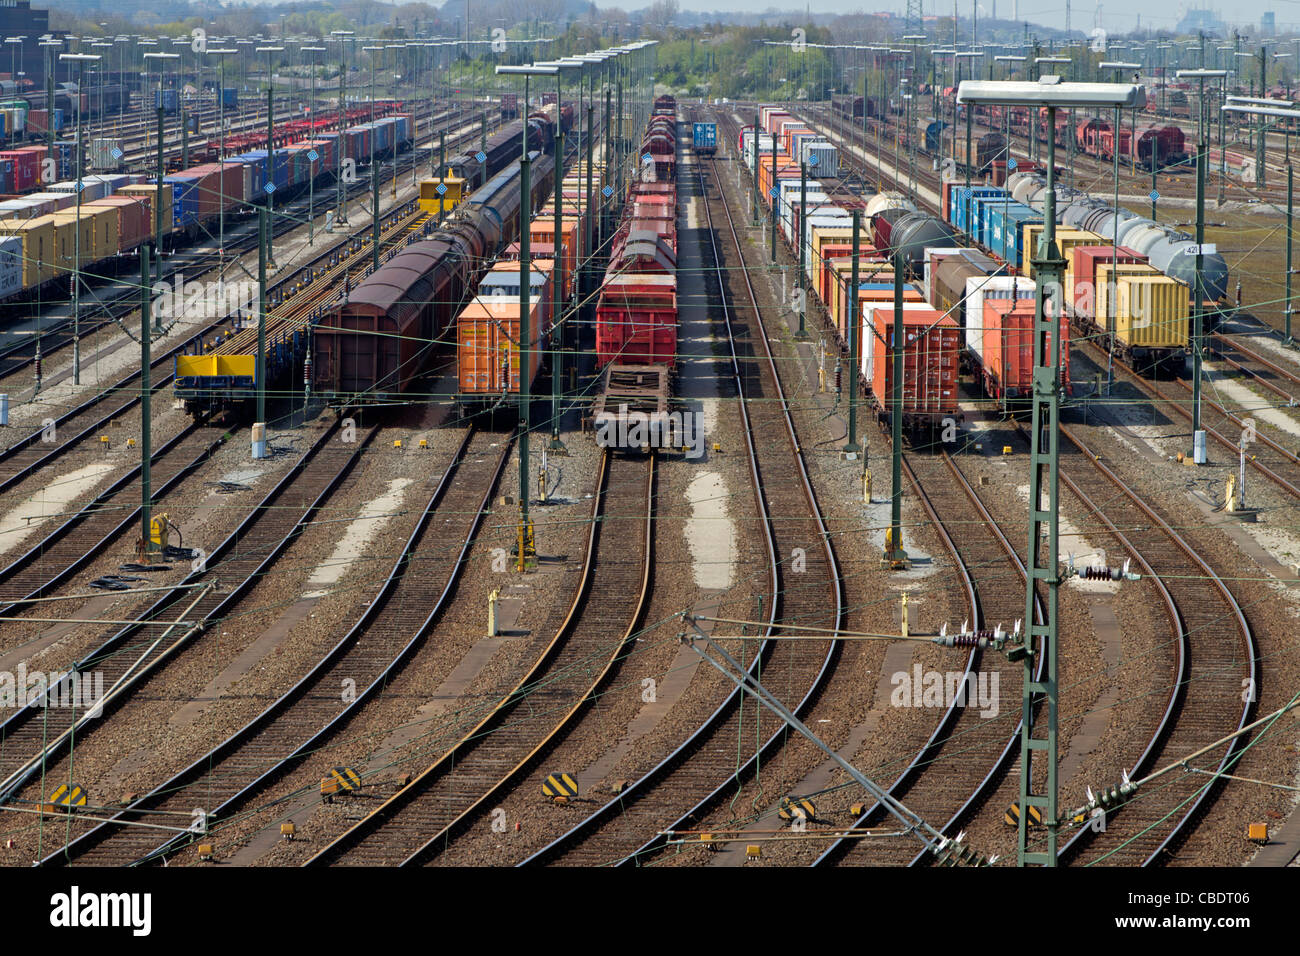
1288 162 1294 344
862 68 869 179
752 110 760 226
551 74 565 450
439 131 447 224
140 243 153 553
518 73 533 571
267 83 277 269
1151 161 1157 221
796 160 808 339
337 39 348 226
1259 47 1268 189
770 131 777 262
585 101 594 302
181 106 189 169
370 62 379 273
844 210 861 456
1019 102 1063 869
155 105 164 294
603 86 611 243
257 207 268 436
1193 137 1206 450
616 72 624 214
888 252 904 566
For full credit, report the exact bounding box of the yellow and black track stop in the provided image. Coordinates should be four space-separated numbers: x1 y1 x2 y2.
321 766 362 801
542 773 578 801
778 796 816 822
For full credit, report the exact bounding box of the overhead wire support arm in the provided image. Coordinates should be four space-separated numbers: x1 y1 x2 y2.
678 614 994 865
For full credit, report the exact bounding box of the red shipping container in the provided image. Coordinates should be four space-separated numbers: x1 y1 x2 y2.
309 139 336 175
2 147 46 193
1069 244 1143 318
867 307 962 421
941 181 961 225
88 195 149 253
596 273 678 368
188 162 245 214
978 299 1070 400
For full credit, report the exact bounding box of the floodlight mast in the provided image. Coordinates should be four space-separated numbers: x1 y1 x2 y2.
496 62 559 572
59 52 100 387
958 75 1144 869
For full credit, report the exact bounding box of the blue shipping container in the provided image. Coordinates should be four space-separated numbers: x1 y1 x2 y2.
155 89 180 113
969 192 1015 248
953 186 1003 239
984 202 1041 268
693 122 717 153
164 174 201 228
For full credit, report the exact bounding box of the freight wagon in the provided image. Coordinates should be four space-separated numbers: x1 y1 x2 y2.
311 142 560 407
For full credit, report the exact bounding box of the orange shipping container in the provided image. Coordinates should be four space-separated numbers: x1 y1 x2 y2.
865 307 962 422
457 298 546 395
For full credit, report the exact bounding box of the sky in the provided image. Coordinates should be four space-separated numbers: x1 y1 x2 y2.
643 0 1300 35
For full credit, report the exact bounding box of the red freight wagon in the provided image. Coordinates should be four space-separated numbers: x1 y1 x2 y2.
314 238 474 398
976 298 1070 401
633 182 675 201
596 273 678 368
616 218 676 256
864 307 962 429
609 231 676 274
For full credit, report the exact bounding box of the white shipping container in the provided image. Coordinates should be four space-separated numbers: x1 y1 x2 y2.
0 198 51 219
0 234 21 299
862 301 933 383
964 275 1035 361
47 180 110 202
26 192 76 213
802 212 851 276
88 138 123 171
801 141 838 174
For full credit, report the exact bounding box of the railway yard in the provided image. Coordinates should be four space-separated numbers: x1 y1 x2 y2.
1 21 1300 927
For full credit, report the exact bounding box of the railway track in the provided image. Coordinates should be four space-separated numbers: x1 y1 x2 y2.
303 449 655 866
0 420 371 804
1079 338 1300 499
0 421 232 611
518 123 842 868
1048 423 1258 865
813 450 1045 866
35 427 512 866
